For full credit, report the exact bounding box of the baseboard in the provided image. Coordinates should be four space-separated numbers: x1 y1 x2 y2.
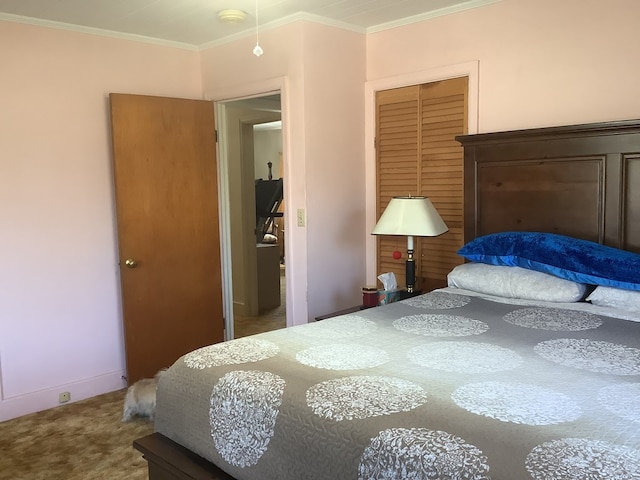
0 370 127 422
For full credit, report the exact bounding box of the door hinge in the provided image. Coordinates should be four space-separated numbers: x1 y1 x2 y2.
215 129 218 142
374 136 377 149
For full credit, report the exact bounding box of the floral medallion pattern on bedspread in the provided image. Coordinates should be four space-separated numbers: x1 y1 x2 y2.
155 290 640 480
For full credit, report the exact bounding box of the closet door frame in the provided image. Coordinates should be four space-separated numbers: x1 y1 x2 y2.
364 61 479 287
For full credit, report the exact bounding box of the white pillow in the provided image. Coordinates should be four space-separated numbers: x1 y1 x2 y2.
587 286 640 312
447 263 588 303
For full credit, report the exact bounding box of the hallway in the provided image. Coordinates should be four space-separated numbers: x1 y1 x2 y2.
234 267 286 338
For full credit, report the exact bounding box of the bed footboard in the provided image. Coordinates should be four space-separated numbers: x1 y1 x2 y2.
134 433 236 480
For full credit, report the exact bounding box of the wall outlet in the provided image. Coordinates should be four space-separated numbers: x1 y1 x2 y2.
296 208 305 227
59 391 71 403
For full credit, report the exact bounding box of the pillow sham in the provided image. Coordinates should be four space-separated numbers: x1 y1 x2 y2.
457 231 640 291
447 262 588 303
587 286 640 312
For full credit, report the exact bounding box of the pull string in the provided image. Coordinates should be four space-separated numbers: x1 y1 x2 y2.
253 0 263 56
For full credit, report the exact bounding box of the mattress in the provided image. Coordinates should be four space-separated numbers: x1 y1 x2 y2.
155 290 640 479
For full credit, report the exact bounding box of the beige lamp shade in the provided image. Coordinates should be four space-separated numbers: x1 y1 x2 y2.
372 196 448 237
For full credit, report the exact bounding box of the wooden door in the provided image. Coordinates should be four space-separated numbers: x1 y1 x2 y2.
376 77 468 291
109 94 223 384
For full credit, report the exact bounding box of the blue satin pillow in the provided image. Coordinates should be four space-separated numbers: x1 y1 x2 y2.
457 232 640 291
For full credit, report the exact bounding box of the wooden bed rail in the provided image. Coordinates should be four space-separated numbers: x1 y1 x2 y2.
134 433 236 480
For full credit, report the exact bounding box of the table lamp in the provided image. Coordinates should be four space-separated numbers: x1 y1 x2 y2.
372 196 448 292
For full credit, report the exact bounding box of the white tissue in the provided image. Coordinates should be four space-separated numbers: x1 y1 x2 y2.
377 272 397 291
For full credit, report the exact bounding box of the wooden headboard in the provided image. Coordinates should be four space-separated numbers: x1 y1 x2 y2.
456 119 640 253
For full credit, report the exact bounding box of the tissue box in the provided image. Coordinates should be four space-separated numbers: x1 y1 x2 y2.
378 289 401 305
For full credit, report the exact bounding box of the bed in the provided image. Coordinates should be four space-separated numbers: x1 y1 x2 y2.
134 119 640 480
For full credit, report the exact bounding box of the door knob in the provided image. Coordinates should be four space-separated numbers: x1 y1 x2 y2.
124 259 138 268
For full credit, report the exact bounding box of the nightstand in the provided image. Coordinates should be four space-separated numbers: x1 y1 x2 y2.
398 289 422 300
314 290 424 321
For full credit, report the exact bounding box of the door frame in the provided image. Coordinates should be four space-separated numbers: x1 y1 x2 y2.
206 77 292 339
221 102 282 319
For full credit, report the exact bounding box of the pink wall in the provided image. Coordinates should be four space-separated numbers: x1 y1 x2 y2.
364 0 640 284
300 24 366 317
367 0 640 132
200 22 367 324
3 0 639 421
200 24 310 326
0 20 202 421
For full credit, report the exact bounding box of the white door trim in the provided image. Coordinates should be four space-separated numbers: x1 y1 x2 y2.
206 77 294 339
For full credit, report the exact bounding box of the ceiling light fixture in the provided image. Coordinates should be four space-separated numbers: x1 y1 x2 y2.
217 9 247 24
253 0 263 57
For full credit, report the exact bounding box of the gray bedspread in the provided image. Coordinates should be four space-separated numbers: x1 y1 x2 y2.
155 290 640 479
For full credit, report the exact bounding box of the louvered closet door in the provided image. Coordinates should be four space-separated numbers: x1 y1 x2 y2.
376 86 421 288
376 77 468 291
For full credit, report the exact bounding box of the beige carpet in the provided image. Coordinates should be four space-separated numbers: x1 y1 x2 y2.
1 273 286 480
0 389 153 480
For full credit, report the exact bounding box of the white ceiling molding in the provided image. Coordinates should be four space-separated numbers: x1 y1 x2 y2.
198 12 366 50
0 0 503 51
0 12 198 50
366 0 503 34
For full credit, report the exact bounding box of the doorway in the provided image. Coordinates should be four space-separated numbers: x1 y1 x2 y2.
217 94 286 338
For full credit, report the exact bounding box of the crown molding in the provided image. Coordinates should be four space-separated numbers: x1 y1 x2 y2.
367 0 502 34
0 12 198 50
1 0 502 51
197 12 365 50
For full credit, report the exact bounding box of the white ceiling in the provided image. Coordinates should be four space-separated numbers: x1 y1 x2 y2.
0 0 500 48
